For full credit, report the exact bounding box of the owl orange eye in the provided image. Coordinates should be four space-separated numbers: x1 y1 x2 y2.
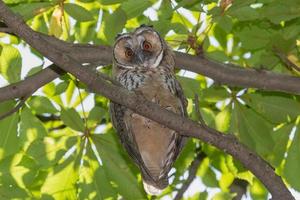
143 41 152 50
125 49 133 58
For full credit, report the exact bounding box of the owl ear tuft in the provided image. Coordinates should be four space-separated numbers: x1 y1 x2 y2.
139 24 153 28
115 33 123 40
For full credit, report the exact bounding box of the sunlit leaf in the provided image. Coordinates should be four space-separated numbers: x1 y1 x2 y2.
0 45 21 83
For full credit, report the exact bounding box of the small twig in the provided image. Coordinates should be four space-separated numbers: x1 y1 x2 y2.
230 179 248 200
49 124 66 132
174 151 206 200
75 80 89 134
0 27 13 34
97 71 121 86
0 94 30 120
194 93 206 125
274 48 300 73
36 114 60 122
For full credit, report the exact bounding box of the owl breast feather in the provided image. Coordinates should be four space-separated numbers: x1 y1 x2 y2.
117 67 176 95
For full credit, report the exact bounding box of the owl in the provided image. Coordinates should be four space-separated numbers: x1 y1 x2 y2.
110 25 187 195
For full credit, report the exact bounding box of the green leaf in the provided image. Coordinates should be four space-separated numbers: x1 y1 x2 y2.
75 21 97 43
230 103 274 157
121 0 152 19
198 158 219 187
177 76 202 98
250 178 268 200
61 108 85 132
41 157 79 199
78 142 117 199
103 7 127 44
64 3 94 22
0 45 22 83
212 191 234 200
0 101 19 158
215 107 231 132
92 133 146 199
215 15 233 33
261 2 300 24
237 26 270 50
11 2 52 20
54 81 69 95
98 0 123 5
269 124 293 167
227 6 260 21
243 93 300 123
283 126 300 190
28 96 58 115
19 107 47 145
200 86 230 103
88 106 105 127
26 65 43 77
65 80 75 105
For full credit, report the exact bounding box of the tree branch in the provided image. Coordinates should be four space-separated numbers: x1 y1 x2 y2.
230 179 248 200
0 21 299 96
0 94 29 120
0 64 63 102
174 152 205 200
0 2 294 199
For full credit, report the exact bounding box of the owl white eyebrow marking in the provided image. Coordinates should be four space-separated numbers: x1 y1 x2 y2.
152 50 163 68
115 33 131 41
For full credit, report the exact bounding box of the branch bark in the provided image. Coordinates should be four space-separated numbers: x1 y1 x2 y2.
1 21 300 96
0 2 295 199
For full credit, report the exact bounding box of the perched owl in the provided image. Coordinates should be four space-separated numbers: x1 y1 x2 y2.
110 25 187 195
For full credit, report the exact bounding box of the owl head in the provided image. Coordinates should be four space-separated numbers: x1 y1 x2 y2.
113 25 174 70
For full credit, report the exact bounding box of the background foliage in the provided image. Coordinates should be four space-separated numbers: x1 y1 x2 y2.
0 0 300 199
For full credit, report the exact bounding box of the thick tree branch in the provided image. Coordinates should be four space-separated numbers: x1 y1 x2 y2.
0 64 63 102
0 2 294 199
42 33 300 95
1 22 300 96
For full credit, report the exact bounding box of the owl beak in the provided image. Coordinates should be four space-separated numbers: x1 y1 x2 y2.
136 52 145 65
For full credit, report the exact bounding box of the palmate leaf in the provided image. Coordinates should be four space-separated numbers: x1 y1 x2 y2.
230 102 274 157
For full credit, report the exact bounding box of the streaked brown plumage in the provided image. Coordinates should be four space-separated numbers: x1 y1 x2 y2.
110 25 187 195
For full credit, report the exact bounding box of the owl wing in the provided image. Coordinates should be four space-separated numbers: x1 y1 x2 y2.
157 78 188 179
110 102 153 178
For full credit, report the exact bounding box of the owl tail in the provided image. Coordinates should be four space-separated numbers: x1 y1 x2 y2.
142 175 168 196
143 181 163 196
